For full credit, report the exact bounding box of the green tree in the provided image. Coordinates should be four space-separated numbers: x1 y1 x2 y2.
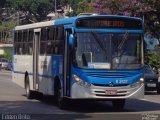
0 0 6 21
92 0 160 33
6 0 55 22
142 0 160 33
67 0 94 15
0 21 16 43
0 0 6 8
0 53 12 60
145 51 160 72
76 0 94 14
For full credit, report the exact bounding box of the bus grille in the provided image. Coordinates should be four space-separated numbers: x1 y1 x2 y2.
92 83 129 87
84 72 137 78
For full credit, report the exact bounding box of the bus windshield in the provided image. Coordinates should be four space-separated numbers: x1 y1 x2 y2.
73 32 143 70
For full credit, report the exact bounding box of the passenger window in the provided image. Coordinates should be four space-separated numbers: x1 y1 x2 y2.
18 44 23 55
46 41 54 55
28 43 33 55
58 27 64 40
14 31 18 42
41 28 47 41
28 30 33 42
18 30 22 42
40 42 46 55
23 31 28 42
47 28 55 40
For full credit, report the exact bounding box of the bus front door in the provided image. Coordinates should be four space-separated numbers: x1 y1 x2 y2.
33 29 41 90
64 30 72 97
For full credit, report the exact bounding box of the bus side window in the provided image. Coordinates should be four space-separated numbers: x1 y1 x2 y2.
28 43 33 55
55 27 58 40
47 28 54 40
18 30 22 42
23 31 28 42
57 27 64 40
40 28 47 55
41 28 47 41
17 30 23 55
22 43 25 55
17 43 22 55
22 31 28 55
46 41 54 55
14 31 18 55
54 26 64 55
46 27 54 55
40 42 46 55
28 30 33 42
28 30 33 55
54 45 58 54
14 43 18 55
14 31 18 42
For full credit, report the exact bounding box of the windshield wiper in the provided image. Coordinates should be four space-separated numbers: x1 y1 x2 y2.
91 32 108 60
91 32 106 52
118 32 129 50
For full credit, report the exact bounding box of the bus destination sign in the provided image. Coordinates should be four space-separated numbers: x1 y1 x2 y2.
96 20 125 27
76 18 142 29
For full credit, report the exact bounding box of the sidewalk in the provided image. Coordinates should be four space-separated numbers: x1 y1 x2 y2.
0 70 12 75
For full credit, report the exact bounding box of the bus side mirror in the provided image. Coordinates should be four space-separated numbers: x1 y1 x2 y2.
69 34 74 48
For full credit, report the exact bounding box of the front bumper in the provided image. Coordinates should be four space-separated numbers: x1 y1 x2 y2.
71 83 144 99
145 81 158 90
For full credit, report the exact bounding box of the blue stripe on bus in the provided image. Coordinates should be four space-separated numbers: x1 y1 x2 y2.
74 29 144 33
13 71 53 78
54 17 77 25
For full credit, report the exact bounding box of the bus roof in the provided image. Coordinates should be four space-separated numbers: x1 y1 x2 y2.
14 15 143 31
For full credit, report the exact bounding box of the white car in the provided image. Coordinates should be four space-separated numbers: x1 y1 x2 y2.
0 58 9 69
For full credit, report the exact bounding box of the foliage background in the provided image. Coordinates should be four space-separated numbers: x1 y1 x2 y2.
0 0 160 67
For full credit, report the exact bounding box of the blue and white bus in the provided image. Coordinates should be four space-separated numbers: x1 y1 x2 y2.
13 15 144 109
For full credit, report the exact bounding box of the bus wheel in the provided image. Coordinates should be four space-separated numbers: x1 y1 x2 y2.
25 76 34 99
55 82 67 109
112 99 125 110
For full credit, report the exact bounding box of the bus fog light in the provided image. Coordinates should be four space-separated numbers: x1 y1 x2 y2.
73 74 91 88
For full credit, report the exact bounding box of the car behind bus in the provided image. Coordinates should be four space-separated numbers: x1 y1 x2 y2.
144 64 160 94
0 58 9 69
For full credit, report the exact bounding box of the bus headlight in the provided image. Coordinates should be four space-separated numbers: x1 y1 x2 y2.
140 78 144 82
73 74 91 88
130 78 144 88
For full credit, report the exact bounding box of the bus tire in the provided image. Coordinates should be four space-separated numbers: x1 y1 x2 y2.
35 92 43 100
112 99 125 110
25 75 34 99
55 80 67 109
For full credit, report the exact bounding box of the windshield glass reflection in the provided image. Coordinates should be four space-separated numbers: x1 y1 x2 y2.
73 32 142 70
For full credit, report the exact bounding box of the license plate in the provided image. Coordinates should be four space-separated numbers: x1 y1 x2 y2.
105 90 117 95
147 83 156 87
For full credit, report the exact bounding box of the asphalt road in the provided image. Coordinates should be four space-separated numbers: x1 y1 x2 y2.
0 70 160 120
